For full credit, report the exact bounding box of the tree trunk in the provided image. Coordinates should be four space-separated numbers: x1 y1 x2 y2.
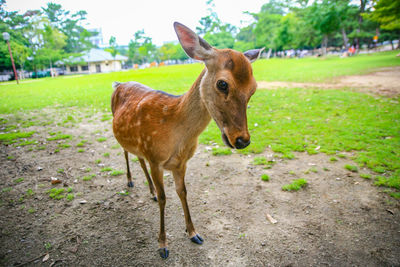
356 0 367 51
341 28 349 49
397 33 400 49
322 35 328 56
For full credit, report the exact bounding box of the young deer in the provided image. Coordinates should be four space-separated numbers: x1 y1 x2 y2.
111 22 263 259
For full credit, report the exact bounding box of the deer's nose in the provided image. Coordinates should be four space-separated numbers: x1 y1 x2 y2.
235 137 250 149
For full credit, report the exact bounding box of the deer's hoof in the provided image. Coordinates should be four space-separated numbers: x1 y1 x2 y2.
153 196 158 202
158 247 169 259
127 181 134 188
190 234 204 245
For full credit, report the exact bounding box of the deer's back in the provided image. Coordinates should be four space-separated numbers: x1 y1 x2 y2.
111 82 182 163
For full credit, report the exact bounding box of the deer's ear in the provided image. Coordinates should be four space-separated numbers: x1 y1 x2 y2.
244 48 265 63
174 22 214 61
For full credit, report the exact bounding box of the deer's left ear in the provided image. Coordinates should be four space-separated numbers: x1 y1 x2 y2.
174 22 214 61
244 48 265 63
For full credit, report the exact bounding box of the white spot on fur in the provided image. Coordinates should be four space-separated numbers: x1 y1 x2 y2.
151 131 157 135
163 106 168 113
146 136 151 142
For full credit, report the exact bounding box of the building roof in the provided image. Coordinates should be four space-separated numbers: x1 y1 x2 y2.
68 48 128 63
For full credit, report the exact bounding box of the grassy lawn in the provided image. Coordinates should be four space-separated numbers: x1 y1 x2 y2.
1 50 399 194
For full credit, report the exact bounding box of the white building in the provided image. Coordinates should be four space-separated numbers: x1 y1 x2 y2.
63 49 128 74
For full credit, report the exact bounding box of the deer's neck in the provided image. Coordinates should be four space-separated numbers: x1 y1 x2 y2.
177 68 211 138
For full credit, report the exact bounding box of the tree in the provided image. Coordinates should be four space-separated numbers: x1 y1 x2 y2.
307 0 341 55
364 0 400 48
196 0 220 34
196 0 236 49
0 0 31 71
128 30 157 64
251 1 285 51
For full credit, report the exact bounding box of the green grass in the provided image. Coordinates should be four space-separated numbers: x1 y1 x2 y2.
2 187 12 192
212 147 232 156
14 177 24 183
66 193 74 201
261 174 270 181
82 174 96 181
252 156 268 165
282 178 308 191
253 51 400 82
97 137 107 142
47 188 65 200
1 51 398 115
0 131 35 143
360 173 372 179
26 188 34 196
0 51 399 197
100 167 113 172
374 173 400 189
58 143 71 149
345 164 358 172
110 170 124 176
47 134 71 141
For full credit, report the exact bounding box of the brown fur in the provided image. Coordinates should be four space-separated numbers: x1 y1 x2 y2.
111 22 262 258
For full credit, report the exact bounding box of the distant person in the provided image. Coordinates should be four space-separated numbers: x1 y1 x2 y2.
348 46 356 56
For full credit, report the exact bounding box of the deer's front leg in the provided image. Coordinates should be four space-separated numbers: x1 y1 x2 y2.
172 166 204 245
149 163 168 258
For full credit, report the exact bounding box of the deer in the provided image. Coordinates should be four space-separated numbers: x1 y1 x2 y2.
111 22 263 259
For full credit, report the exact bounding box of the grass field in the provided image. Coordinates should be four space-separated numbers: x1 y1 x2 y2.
1 50 399 195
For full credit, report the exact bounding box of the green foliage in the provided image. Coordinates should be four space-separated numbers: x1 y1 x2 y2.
100 167 112 172
261 174 270 181
364 0 400 31
66 193 74 201
282 178 308 191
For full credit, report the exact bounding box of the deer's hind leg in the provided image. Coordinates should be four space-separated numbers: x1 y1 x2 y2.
124 150 134 188
138 157 157 201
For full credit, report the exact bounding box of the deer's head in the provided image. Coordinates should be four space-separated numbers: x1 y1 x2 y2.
174 22 263 149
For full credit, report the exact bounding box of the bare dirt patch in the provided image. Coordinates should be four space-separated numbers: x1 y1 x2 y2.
1 108 399 266
258 66 400 97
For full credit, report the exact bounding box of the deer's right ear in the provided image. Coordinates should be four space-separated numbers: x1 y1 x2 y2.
174 22 214 61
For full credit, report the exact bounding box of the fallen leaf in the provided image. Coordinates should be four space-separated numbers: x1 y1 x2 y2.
386 209 394 215
42 253 49 262
266 213 277 224
51 177 62 185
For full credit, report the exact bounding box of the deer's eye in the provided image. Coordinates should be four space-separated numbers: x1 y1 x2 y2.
216 80 229 94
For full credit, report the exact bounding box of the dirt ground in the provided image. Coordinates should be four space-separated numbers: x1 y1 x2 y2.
1 68 399 266
257 66 400 97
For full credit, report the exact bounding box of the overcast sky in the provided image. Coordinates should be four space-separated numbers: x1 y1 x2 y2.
4 0 266 46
